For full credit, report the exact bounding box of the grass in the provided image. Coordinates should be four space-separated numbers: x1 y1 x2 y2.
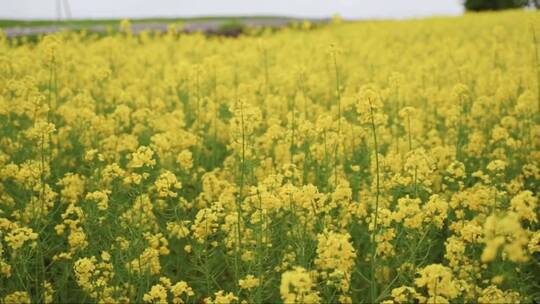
0 16 291 29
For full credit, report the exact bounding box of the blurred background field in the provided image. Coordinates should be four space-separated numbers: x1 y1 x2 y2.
0 0 538 37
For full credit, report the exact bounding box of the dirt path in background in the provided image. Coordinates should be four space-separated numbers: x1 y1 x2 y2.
3 18 327 37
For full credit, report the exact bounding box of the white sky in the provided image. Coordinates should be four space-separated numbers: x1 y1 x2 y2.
1 0 463 20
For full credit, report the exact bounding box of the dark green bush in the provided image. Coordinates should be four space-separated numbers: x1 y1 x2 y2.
464 0 536 11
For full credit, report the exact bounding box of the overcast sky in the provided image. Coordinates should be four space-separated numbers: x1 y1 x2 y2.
1 0 463 20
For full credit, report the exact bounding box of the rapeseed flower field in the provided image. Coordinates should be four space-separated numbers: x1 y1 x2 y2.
0 9 539 304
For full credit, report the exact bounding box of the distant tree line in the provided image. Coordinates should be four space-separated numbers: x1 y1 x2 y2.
464 0 539 11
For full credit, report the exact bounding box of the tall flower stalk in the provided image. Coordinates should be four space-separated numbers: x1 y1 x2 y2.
356 86 384 304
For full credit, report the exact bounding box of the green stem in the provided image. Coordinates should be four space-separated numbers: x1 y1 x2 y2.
234 98 245 290
290 95 296 184
368 98 380 304
407 113 412 152
332 50 341 187
531 24 540 114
